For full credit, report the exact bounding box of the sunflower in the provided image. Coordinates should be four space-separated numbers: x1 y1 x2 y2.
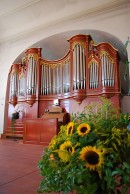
79 146 104 170
56 141 75 162
124 115 130 120
67 122 74 135
48 136 57 149
77 123 91 136
56 150 70 162
60 141 75 154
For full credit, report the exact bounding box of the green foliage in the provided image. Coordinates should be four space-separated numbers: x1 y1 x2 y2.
38 97 130 194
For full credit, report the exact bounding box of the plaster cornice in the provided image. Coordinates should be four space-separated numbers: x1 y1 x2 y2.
0 0 42 18
0 0 130 44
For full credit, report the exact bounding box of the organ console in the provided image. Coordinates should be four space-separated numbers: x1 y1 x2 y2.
4 34 125 144
42 106 70 129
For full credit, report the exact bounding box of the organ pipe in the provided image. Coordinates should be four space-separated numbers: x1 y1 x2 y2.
27 56 37 95
10 71 18 96
72 44 86 90
73 46 76 90
101 53 115 87
82 48 86 89
80 45 83 89
89 61 98 89
9 35 120 107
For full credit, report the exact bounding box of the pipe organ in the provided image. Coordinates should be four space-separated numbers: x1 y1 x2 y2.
5 34 123 142
89 59 98 89
101 51 114 87
73 43 86 90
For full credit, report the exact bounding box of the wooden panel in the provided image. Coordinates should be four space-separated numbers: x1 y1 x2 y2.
23 118 58 145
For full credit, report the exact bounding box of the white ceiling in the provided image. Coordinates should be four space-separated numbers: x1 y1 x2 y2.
14 29 127 63
0 0 129 62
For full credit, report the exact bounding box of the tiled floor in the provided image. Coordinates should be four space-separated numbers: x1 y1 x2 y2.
0 139 44 194
1 139 129 194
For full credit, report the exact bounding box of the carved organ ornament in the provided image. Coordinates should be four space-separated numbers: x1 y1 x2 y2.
9 34 120 106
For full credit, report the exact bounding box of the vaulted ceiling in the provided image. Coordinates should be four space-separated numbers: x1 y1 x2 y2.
0 0 129 62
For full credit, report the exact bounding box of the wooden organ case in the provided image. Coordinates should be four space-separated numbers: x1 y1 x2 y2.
5 34 121 144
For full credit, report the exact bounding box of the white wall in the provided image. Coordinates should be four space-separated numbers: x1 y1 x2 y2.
122 96 130 113
0 1 130 134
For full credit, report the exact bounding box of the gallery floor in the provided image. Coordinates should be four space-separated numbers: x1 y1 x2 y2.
0 139 129 194
0 139 45 194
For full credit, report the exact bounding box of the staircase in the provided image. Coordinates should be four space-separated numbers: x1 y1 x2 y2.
2 121 24 139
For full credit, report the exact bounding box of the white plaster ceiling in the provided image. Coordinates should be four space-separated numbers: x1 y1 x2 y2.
0 0 129 62
14 29 127 63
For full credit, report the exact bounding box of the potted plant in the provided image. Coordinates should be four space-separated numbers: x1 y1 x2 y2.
11 111 20 139
38 97 130 194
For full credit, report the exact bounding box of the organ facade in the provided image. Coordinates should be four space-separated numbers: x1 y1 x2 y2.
4 34 124 143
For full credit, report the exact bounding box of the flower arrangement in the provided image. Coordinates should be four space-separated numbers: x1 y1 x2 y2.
38 97 130 194
12 111 20 120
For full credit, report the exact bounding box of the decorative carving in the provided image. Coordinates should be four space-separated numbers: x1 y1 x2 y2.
26 95 36 107
100 51 114 63
88 58 98 68
27 53 38 61
72 41 85 50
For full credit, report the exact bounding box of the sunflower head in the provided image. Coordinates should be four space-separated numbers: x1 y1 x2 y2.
79 146 104 171
124 115 130 121
48 136 57 149
57 150 70 162
67 122 74 135
60 141 75 154
77 123 91 136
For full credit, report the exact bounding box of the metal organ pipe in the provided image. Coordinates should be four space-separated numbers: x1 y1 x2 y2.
29 57 32 94
47 65 49 95
73 46 76 90
27 56 37 95
14 73 17 95
92 63 94 89
46 65 48 95
102 55 105 86
64 61 69 93
82 48 86 89
63 64 65 93
41 64 52 95
48 66 51 94
101 54 114 87
26 61 29 95
67 60 70 92
64 63 67 93
27 57 32 95
44 65 46 95
73 44 86 90
106 55 109 86
11 72 18 96
80 45 83 89
31 58 34 94
101 56 104 86
34 60 37 94
53 67 55 94
89 62 98 89
56 65 59 94
63 62 67 93
89 64 92 89
76 45 79 89
44 65 47 95
41 65 43 95
111 63 114 86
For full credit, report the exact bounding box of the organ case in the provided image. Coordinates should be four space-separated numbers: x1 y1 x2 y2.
4 34 123 143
